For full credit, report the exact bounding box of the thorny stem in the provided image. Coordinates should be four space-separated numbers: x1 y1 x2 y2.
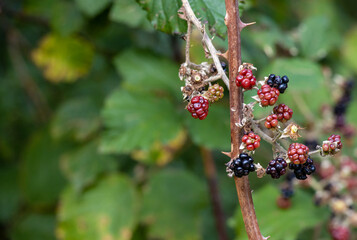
224 0 265 239
181 0 229 89
200 148 229 240
185 20 192 65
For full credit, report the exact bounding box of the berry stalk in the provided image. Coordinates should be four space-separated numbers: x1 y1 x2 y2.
224 1 265 239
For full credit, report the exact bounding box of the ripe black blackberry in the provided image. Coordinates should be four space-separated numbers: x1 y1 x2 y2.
229 153 255 178
267 74 289 93
281 187 294 199
210 62 227 73
289 157 316 180
266 158 287 179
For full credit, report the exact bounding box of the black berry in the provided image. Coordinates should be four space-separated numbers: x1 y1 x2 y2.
267 74 289 93
289 157 316 180
229 153 255 178
266 158 287 179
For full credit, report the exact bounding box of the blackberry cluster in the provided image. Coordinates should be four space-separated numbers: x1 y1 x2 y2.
322 134 343 155
264 114 279 129
267 74 289 93
257 84 280 106
205 84 224 102
229 153 255 178
187 96 209 120
266 158 287 179
242 132 261 151
289 157 316 180
287 143 309 164
236 68 257 90
273 104 293 122
210 62 227 73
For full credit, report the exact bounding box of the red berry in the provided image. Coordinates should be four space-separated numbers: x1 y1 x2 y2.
236 68 257 90
322 134 343 154
287 143 309 164
257 85 280 107
241 132 261 151
187 96 209 120
273 104 293 122
264 114 279 129
329 225 350 240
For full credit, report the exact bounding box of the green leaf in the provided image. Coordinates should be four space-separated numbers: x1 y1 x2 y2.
230 185 329 240
32 34 94 83
61 141 118 193
101 89 183 154
298 16 340 59
0 167 21 222
342 27 357 74
20 130 68 207
74 0 112 17
11 214 56 240
50 1 84 36
141 170 207 240
260 58 325 90
113 49 181 99
110 0 152 29
185 104 230 150
136 0 187 34
51 98 101 141
57 174 137 240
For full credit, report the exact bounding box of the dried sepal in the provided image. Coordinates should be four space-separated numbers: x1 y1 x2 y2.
281 123 303 140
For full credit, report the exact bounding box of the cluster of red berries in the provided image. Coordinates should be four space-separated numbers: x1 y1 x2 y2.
266 158 287 179
235 68 257 90
187 96 209 120
242 132 261 151
287 143 309 164
329 225 350 240
264 114 279 129
257 84 280 107
273 104 293 122
322 134 343 154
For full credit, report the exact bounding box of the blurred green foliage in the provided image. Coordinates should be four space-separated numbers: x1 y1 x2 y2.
1 0 357 239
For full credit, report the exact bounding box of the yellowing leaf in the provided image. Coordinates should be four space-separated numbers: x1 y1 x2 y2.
32 34 94 83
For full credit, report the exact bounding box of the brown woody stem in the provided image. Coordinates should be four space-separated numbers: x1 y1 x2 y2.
224 1 265 239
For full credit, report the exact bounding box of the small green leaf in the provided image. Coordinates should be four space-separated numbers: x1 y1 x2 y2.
110 0 152 29
342 27 357 74
298 16 340 60
74 0 112 17
11 214 56 240
230 185 329 240
141 170 207 240
20 130 68 207
101 89 183 154
61 141 118 193
260 58 325 90
51 98 101 141
32 34 94 83
57 174 137 240
113 49 181 99
185 104 230 150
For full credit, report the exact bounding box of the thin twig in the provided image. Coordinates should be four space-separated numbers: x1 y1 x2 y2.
200 147 229 240
185 20 192 64
205 74 223 83
181 0 229 89
251 122 287 154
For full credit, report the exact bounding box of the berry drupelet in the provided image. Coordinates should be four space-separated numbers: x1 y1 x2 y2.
187 96 209 120
288 143 309 164
264 114 279 129
266 158 288 179
242 132 261 151
267 74 289 93
236 68 257 90
229 153 255 178
289 157 316 180
257 84 280 106
273 104 293 122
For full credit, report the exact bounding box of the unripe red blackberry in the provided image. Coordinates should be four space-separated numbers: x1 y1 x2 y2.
329 225 350 240
264 114 279 129
287 143 309 164
257 84 280 107
229 153 255 178
242 132 261 151
204 84 224 102
266 158 287 179
322 134 342 155
236 68 257 90
289 157 315 180
187 96 209 120
273 104 293 122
